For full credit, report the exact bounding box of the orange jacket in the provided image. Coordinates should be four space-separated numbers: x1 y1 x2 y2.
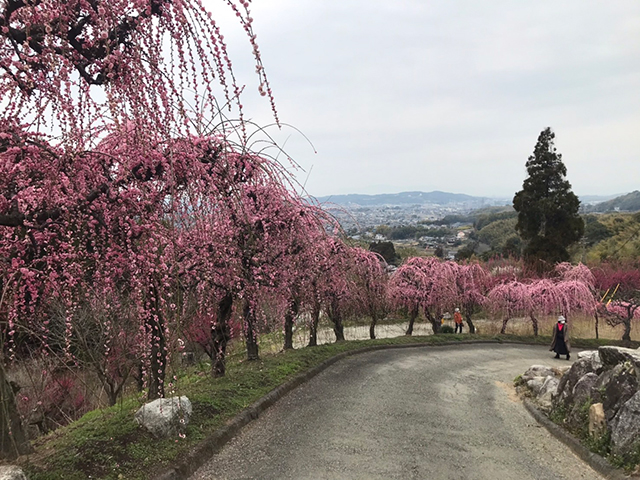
454 312 463 324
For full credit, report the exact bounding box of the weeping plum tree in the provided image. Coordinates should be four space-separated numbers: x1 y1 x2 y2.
389 258 429 335
488 269 596 336
487 281 531 334
279 222 330 350
456 263 491 334
350 248 389 339
320 239 354 343
389 257 458 335
0 0 283 457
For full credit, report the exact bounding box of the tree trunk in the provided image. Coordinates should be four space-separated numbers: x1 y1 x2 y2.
243 301 260 361
0 363 32 459
425 309 441 335
369 313 378 340
308 298 320 347
405 306 419 335
211 292 233 377
594 312 599 340
529 313 539 336
147 314 166 400
464 312 476 334
146 283 167 400
329 298 345 342
134 362 144 392
283 298 299 350
622 319 632 342
500 317 510 334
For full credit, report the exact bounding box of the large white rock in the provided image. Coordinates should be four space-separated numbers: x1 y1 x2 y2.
577 350 603 372
537 375 560 410
0 466 28 480
135 396 192 438
527 377 547 396
523 365 555 381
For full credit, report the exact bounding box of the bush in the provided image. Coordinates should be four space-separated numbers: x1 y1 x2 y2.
440 325 455 334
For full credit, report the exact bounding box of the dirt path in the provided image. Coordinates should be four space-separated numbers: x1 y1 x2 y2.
191 344 603 480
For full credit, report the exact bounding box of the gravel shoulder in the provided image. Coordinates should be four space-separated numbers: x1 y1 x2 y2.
191 344 603 480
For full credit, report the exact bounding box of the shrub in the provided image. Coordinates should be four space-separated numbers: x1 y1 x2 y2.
440 325 455 334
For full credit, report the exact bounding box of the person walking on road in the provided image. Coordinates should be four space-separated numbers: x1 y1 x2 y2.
550 315 571 360
454 308 463 334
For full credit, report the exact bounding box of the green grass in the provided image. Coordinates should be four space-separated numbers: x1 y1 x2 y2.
18 333 637 479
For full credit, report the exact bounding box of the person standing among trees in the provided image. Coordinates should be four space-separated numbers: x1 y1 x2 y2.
550 316 571 360
454 307 463 333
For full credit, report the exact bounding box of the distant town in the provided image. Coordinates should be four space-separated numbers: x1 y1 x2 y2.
314 190 636 262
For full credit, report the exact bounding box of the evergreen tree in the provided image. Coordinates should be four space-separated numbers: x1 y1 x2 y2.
513 128 584 269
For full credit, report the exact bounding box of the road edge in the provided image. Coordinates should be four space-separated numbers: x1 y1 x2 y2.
522 399 627 480
155 340 548 480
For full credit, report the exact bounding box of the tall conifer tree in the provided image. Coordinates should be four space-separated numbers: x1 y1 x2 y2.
513 128 584 269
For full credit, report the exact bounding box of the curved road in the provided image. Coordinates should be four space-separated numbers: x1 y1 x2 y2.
191 344 602 480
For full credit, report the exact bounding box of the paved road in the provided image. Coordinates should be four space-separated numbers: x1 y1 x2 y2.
191 344 603 480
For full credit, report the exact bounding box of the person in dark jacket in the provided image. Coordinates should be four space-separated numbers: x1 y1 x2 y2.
550 316 571 360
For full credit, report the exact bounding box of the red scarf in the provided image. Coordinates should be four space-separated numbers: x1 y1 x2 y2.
558 324 564 331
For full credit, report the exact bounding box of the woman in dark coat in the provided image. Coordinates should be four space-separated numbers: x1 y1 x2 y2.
550 316 571 360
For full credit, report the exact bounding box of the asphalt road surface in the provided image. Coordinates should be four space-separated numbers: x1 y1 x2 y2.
191 344 603 480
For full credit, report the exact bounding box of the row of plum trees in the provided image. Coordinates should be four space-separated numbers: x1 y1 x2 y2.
299 255 640 347
0 0 300 458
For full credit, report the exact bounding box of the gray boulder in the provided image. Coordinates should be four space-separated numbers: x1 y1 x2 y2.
523 365 555 382
611 391 640 455
552 365 571 377
577 350 603 373
135 396 192 438
602 362 638 422
577 350 596 359
572 373 599 407
537 376 559 410
0 466 27 480
554 358 595 407
527 377 547 396
599 346 640 373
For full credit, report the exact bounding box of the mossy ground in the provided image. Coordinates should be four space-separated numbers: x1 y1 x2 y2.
16 334 636 479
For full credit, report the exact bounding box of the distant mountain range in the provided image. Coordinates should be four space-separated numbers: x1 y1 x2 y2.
315 191 509 207
314 190 630 208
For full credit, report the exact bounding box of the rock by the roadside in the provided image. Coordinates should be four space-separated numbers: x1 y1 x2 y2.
572 372 599 406
537 376 559 410
523 365 555 381
578 350 596 360
554 358 595 407
611 391 640 455
551 365 571 377
527 376 547 396
577 350 603 373
135 396 192 438
588 403 607 438
602 362 638 422
0 466 28 480
599 346 640 372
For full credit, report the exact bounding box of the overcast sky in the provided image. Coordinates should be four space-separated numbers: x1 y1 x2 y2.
205 0 640 199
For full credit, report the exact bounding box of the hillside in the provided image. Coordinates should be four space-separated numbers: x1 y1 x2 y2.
589 191 640 213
